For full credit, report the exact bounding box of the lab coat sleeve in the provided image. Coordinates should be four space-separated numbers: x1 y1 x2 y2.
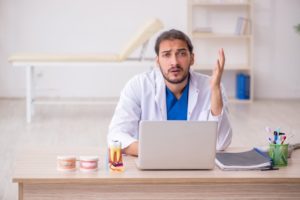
208 86 232 151
107 77 142 149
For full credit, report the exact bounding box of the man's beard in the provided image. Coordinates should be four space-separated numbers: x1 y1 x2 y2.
159 65 190 84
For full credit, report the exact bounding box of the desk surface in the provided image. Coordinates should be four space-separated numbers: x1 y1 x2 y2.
13 146 300 184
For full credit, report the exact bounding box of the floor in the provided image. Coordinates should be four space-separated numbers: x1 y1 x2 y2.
0 99 300 200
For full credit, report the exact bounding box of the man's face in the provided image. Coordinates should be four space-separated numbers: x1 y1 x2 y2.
156 39 194 84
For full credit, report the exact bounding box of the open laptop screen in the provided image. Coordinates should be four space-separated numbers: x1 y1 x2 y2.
136 121 217 170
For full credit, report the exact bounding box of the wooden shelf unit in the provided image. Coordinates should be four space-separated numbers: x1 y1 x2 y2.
188 0 253 102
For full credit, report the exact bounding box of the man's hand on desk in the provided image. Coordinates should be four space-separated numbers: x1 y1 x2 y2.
123 141 138 156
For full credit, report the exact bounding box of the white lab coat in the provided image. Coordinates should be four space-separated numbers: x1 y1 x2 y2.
108 68 232 151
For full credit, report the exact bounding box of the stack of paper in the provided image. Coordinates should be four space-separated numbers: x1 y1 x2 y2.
215 148 272 170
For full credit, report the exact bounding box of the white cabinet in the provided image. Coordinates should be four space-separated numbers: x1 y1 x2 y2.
187 0 253 102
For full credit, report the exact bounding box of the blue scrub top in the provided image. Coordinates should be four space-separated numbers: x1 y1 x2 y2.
166 82 189 120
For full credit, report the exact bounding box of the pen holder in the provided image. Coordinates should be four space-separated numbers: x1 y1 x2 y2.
268 144 288 167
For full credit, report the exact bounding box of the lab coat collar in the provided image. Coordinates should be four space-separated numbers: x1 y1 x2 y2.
188 69 200 120
154 68 167 120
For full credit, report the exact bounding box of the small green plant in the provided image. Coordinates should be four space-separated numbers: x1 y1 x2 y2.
295 24 300 34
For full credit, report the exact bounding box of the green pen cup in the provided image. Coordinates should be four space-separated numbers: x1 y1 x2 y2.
268 144 289 167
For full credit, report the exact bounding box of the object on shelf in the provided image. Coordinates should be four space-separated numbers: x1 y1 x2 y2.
235 17 250 35
236 73 250 100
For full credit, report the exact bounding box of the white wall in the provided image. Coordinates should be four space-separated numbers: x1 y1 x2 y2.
0 0 187 98
253 0 300 99
0 0 300 99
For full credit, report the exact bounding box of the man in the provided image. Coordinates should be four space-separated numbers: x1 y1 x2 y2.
108 29 232 156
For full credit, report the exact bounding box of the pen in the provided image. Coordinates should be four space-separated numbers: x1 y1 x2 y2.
281 136 286 144
276 128 281 134
268 137 273 144
261 166 279 171
285 134 295 144
265 126 271 133
274 131 278 144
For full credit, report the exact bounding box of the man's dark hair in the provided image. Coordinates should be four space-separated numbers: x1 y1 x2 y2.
154 29 193 56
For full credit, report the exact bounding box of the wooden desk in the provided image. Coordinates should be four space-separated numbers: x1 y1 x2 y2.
12 147 300 200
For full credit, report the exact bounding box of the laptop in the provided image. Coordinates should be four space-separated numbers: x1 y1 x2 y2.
135 121 217 170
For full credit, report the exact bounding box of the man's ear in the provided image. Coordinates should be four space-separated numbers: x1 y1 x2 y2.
190 53 195 66
155 56 159 68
